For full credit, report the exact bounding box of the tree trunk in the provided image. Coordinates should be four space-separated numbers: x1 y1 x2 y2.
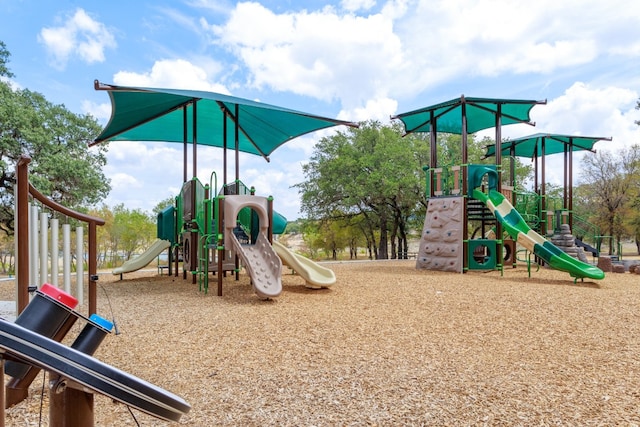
350 238 358 260
378 210 388 259
608 218 614 255
398 216 408 260
390 231 398 259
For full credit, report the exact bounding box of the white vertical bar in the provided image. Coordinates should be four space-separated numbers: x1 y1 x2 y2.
30 205 39 288
40 211 48 285
76 226 84 304
13 184 18 312
51 218 59 287
63 224 71 294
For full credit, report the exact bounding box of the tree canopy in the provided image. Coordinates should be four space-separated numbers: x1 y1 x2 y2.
296 120 431 259
296 120 537 259
0 41 14 79
575 145 640 254
0 42 110 235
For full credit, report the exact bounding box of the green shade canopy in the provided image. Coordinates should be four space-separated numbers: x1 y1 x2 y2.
483 133 611 159
91 81 358 161
392 96 546 135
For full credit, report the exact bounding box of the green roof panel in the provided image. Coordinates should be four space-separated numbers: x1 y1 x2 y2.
483 133 611 159
392 96 546 135
92 82 358 160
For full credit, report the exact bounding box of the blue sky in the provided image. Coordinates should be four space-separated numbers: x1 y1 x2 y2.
1 0 639 220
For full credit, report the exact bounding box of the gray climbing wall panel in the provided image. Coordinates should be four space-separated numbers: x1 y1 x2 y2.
416 197 463 273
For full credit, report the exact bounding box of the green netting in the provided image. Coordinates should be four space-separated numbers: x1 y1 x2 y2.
92 83 358 159
392 96 545 135
483 133 610 159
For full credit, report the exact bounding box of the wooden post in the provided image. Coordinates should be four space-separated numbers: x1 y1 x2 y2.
434 168 443 196
0 358 5 427
49 385 94 427
16 156 30 314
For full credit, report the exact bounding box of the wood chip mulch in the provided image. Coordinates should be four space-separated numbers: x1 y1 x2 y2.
2 260 640 426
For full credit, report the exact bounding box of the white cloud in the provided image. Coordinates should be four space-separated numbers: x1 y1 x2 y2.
341 0 376 12
102 141 191 212
109 173 142 190
206 0 640 113
81 100 112 122
38 8 116 70
186 0 234 15
0 76 22 91
113 59 230 94
340 97 398 122
522 83 639 145
484 82 640 188
239 155 307 220
392 0 639 96
84 0 640 219
209 2 403 107
608 42 640 57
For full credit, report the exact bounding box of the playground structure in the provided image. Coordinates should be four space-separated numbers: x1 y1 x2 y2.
154 174 335 298
392 96 610 281
112 169 337 297
93 82 347 297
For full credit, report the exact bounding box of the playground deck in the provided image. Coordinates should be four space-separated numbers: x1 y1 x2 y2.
2 261 640 425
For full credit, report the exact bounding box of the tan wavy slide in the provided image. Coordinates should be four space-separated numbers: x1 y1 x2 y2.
272 240 336 289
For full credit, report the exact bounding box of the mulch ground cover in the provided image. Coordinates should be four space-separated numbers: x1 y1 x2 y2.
2 260 640 426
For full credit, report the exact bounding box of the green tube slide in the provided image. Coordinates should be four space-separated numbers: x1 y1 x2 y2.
473 188 604 280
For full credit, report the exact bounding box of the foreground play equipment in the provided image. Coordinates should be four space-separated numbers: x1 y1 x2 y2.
0 284 190 426
94 82 347 297
7 155 190 425
14 154 104 315
393 96 608 281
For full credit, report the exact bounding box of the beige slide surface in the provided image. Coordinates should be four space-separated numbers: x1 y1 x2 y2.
113 239 171 275
228 232 282 298
272 240 336 289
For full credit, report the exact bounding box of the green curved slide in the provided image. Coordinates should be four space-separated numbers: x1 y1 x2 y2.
473 188 604 280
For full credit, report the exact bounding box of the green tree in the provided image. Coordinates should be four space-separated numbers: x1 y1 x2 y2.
0 41 14 79
300 219 321 259
0 42 110 235
284 219 303 235
297 120 430 259
112 204 156 261
0 232 14 274
89 204 116 268
152 197 175 217
578 146 640 254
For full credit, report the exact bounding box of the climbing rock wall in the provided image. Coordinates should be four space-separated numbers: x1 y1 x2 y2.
416 197 463 272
